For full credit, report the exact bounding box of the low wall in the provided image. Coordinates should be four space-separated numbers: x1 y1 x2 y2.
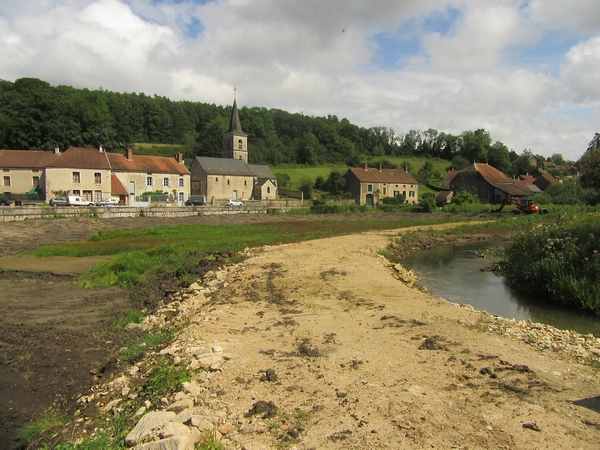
0 199 305 223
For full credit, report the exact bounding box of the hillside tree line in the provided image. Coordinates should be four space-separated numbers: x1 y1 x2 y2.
0 78 576 175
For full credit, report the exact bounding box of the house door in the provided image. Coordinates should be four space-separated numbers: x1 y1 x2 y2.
129 181 135 204
232 190 238 199
366 194 374 207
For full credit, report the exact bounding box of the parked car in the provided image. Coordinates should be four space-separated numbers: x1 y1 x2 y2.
227 199 243 206
49 197 68 206
185 195 206 206
66 196 95 206
0 197 13 206
98 198 119 207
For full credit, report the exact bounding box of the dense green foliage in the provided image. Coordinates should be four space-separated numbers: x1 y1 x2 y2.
0 77 576 171
502 215 600 314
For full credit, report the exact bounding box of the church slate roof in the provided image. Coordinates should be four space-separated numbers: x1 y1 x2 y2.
249 164 275 179
194 156 254 176
228 100 247 136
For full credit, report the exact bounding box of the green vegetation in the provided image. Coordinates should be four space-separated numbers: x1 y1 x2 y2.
115 309 145 330
120 331 172 364
142 357 191 400
53 414 129 450
15 410 68 449
32 218 478 289
501 214 600 314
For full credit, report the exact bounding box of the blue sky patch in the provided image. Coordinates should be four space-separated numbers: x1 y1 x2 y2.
180 16 204 38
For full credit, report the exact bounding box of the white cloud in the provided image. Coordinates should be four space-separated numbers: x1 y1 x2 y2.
561 36 600 102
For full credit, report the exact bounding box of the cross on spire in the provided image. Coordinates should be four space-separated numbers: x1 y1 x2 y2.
233 84 237 101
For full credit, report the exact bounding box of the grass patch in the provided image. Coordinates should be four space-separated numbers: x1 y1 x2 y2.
31 217 480 289
120 331 172 364
142 357 191 400
115 309 145 330
15 409 68 449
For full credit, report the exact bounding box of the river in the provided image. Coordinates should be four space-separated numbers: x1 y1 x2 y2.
402 240 600 336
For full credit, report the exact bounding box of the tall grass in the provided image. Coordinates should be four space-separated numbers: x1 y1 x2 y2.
502 214 600 314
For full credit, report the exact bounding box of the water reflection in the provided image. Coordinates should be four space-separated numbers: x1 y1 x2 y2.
402 240 600 336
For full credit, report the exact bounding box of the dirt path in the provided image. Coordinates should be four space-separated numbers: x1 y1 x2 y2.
170 227 600 449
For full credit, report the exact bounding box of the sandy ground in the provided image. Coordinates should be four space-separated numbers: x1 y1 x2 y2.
1 215 599 449
178 226 600 449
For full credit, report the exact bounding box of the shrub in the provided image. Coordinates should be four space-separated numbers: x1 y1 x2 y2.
502 216 600 313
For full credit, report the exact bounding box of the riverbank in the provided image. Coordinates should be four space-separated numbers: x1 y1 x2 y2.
67 225 600 449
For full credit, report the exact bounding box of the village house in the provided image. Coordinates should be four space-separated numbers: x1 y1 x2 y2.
107 148 190 205
44 146 112 203
449 162 538 204
0 149 59 200
344 164 419 206
190 98 278 203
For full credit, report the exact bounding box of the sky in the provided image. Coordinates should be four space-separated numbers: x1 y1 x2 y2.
1 0 599 162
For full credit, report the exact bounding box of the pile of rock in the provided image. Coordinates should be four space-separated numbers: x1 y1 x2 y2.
457 305 600 365
75 265 249 450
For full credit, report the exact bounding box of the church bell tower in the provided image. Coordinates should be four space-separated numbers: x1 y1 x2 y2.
222 89 248 162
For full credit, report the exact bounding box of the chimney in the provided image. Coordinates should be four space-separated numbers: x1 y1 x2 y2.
175 152 183 164
53 146 60 155
379 162 382 172
126 147 133 161
364 162 368 170
98 144 104 153
405 165 408 173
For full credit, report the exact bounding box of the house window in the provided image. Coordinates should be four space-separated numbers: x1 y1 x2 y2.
383 188 387 195
409 191 415 197
178 192 184 202
146 176 153 186
3 176 10 186
83 190 93 201
3 169 10 172
215 177 218 182
73 172 80 183
94 173 101 184
178 178 184 187
267 187 271 194
95 191 102 203
238 139 243 150
244 180 247 186
163 178 170 187
73 190 80 196
32 176 39 186
227 179 230 186
367 184 373 192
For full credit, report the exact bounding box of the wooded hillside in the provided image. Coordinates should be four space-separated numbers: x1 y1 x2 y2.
0 78 569 173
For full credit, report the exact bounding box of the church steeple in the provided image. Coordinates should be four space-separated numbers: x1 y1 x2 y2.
222 88 248 162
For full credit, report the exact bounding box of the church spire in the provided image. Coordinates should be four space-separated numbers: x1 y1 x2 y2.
222 88 248 162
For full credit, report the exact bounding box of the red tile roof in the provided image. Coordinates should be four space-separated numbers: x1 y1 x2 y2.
460 163 532 196
111 174 129 196
46 147 111 170
443 170 459 182
0 149 59 168
107 152 190 175
346 167 418 184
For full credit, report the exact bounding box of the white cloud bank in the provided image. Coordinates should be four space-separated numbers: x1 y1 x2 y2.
1 0 599 161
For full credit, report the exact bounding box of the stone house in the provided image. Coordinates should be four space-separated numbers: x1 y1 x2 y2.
344 164 419 206
107 148 190 204
0 149 59 199
44 146 112 203
449 162 534 204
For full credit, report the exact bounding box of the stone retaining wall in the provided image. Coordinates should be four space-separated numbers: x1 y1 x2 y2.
0 199 304 222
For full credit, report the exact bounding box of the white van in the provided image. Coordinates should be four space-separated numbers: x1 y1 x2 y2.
66 196 95 206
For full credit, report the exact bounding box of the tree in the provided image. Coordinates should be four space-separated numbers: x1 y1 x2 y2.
459 129 492 163
324 170 346 195
580 133 600 190
276 173 291 188
299 176 313 200
452 191 480 206
451 156 470 170
488 141 511 173
297 132 319 166
415 161 441 184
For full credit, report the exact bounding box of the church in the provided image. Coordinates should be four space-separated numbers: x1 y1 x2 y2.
189 98 278 204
